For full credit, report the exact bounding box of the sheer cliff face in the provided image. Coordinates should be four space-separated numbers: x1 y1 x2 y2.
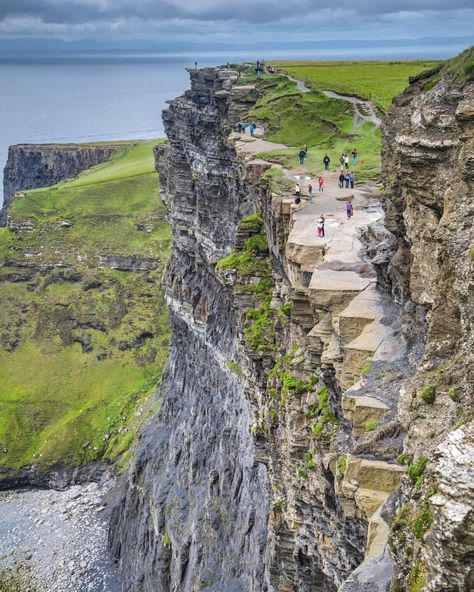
111 62 473 592
381 65 474 590
1 143 122 223
109 69 271 592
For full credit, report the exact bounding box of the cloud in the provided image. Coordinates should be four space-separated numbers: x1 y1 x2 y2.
0 0 473 45
2 0 474 25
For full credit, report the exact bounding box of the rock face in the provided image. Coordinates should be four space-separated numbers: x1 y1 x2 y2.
111 56 473 592
1 143 123 223
109 69 271 592
381 56 474 590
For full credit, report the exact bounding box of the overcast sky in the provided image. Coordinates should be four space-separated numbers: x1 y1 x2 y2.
0 1 473 49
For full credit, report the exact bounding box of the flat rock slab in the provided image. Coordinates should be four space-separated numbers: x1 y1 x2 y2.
309 270 372 293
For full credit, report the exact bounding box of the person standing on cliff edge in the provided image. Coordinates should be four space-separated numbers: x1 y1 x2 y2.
317 214 325 237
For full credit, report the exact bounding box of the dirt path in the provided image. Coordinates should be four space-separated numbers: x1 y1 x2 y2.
321 90 382 128
278 70 382 128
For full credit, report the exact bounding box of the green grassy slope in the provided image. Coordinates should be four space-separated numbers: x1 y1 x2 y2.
274 60 440 109
0 140 171 476
243 60 438 180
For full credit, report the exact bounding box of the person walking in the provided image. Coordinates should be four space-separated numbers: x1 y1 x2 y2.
295 182 301 202
346 200 354 220
339 154 345 171
307 183 313 202
344 154 350 170
249 122 257 136
317 214 325 237
345 173 350 188
351 148 358 165
339 172 345 188
299 148 306 165
349 171 355 189
323 154 330 171
318 176 324 192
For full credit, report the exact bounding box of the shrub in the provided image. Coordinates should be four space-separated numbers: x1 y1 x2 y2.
408 456 428 484
413 503 434 540
365 420 379 432
397 452 413 466
337 455 347 475
448 385 459 401
421 385 436 404
361 362 372 375
273 498 284 511
296 467 308 479
408 562 427 592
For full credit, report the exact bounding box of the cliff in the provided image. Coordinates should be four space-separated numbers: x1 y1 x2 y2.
0 140 171 484
1 142 123 224
381 50 474 591
110 56 473 592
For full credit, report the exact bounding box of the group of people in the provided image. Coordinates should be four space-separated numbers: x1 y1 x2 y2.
238 121 257 136
298 149 358 173
294 177 325 204
339 149 358 169
338 171 355 189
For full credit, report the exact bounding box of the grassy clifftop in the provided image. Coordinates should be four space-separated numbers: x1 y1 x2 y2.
240 60 439 180
0 140 171 478
275 60 440 109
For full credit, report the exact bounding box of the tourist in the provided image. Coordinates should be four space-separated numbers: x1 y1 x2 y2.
295 182 301 201
240 121 247 134
344 154 350 170
249 122 257 136
318 176 324 192
317 214 325 237
339 172 345 188
323 154 330 170
339 154 345 171
308 183 313 202
349 171 355 189
346 201 354 219
351 148 358 165
345 173 350 188
299 148 306 165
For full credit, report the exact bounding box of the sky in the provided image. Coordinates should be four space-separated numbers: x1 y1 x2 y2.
0 1 473 53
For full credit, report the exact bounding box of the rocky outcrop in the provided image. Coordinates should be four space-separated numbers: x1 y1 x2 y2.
109 69 270 592
381 53 474 590
1 142 123 223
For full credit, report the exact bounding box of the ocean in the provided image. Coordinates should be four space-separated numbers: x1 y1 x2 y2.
0 42 471 204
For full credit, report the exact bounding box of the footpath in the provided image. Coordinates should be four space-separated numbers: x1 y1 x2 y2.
231 84 407 563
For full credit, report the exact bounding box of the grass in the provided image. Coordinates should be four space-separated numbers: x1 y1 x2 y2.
0 140 171 476
247 73 382 181
275 60 440 109
421 385 436 404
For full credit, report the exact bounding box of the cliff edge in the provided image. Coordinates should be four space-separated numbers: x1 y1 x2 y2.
1 142 124 224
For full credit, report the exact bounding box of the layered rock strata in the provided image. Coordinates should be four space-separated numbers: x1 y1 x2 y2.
110 68 405 591
381 59 474 591
111 58 473 592
1 143 123 223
